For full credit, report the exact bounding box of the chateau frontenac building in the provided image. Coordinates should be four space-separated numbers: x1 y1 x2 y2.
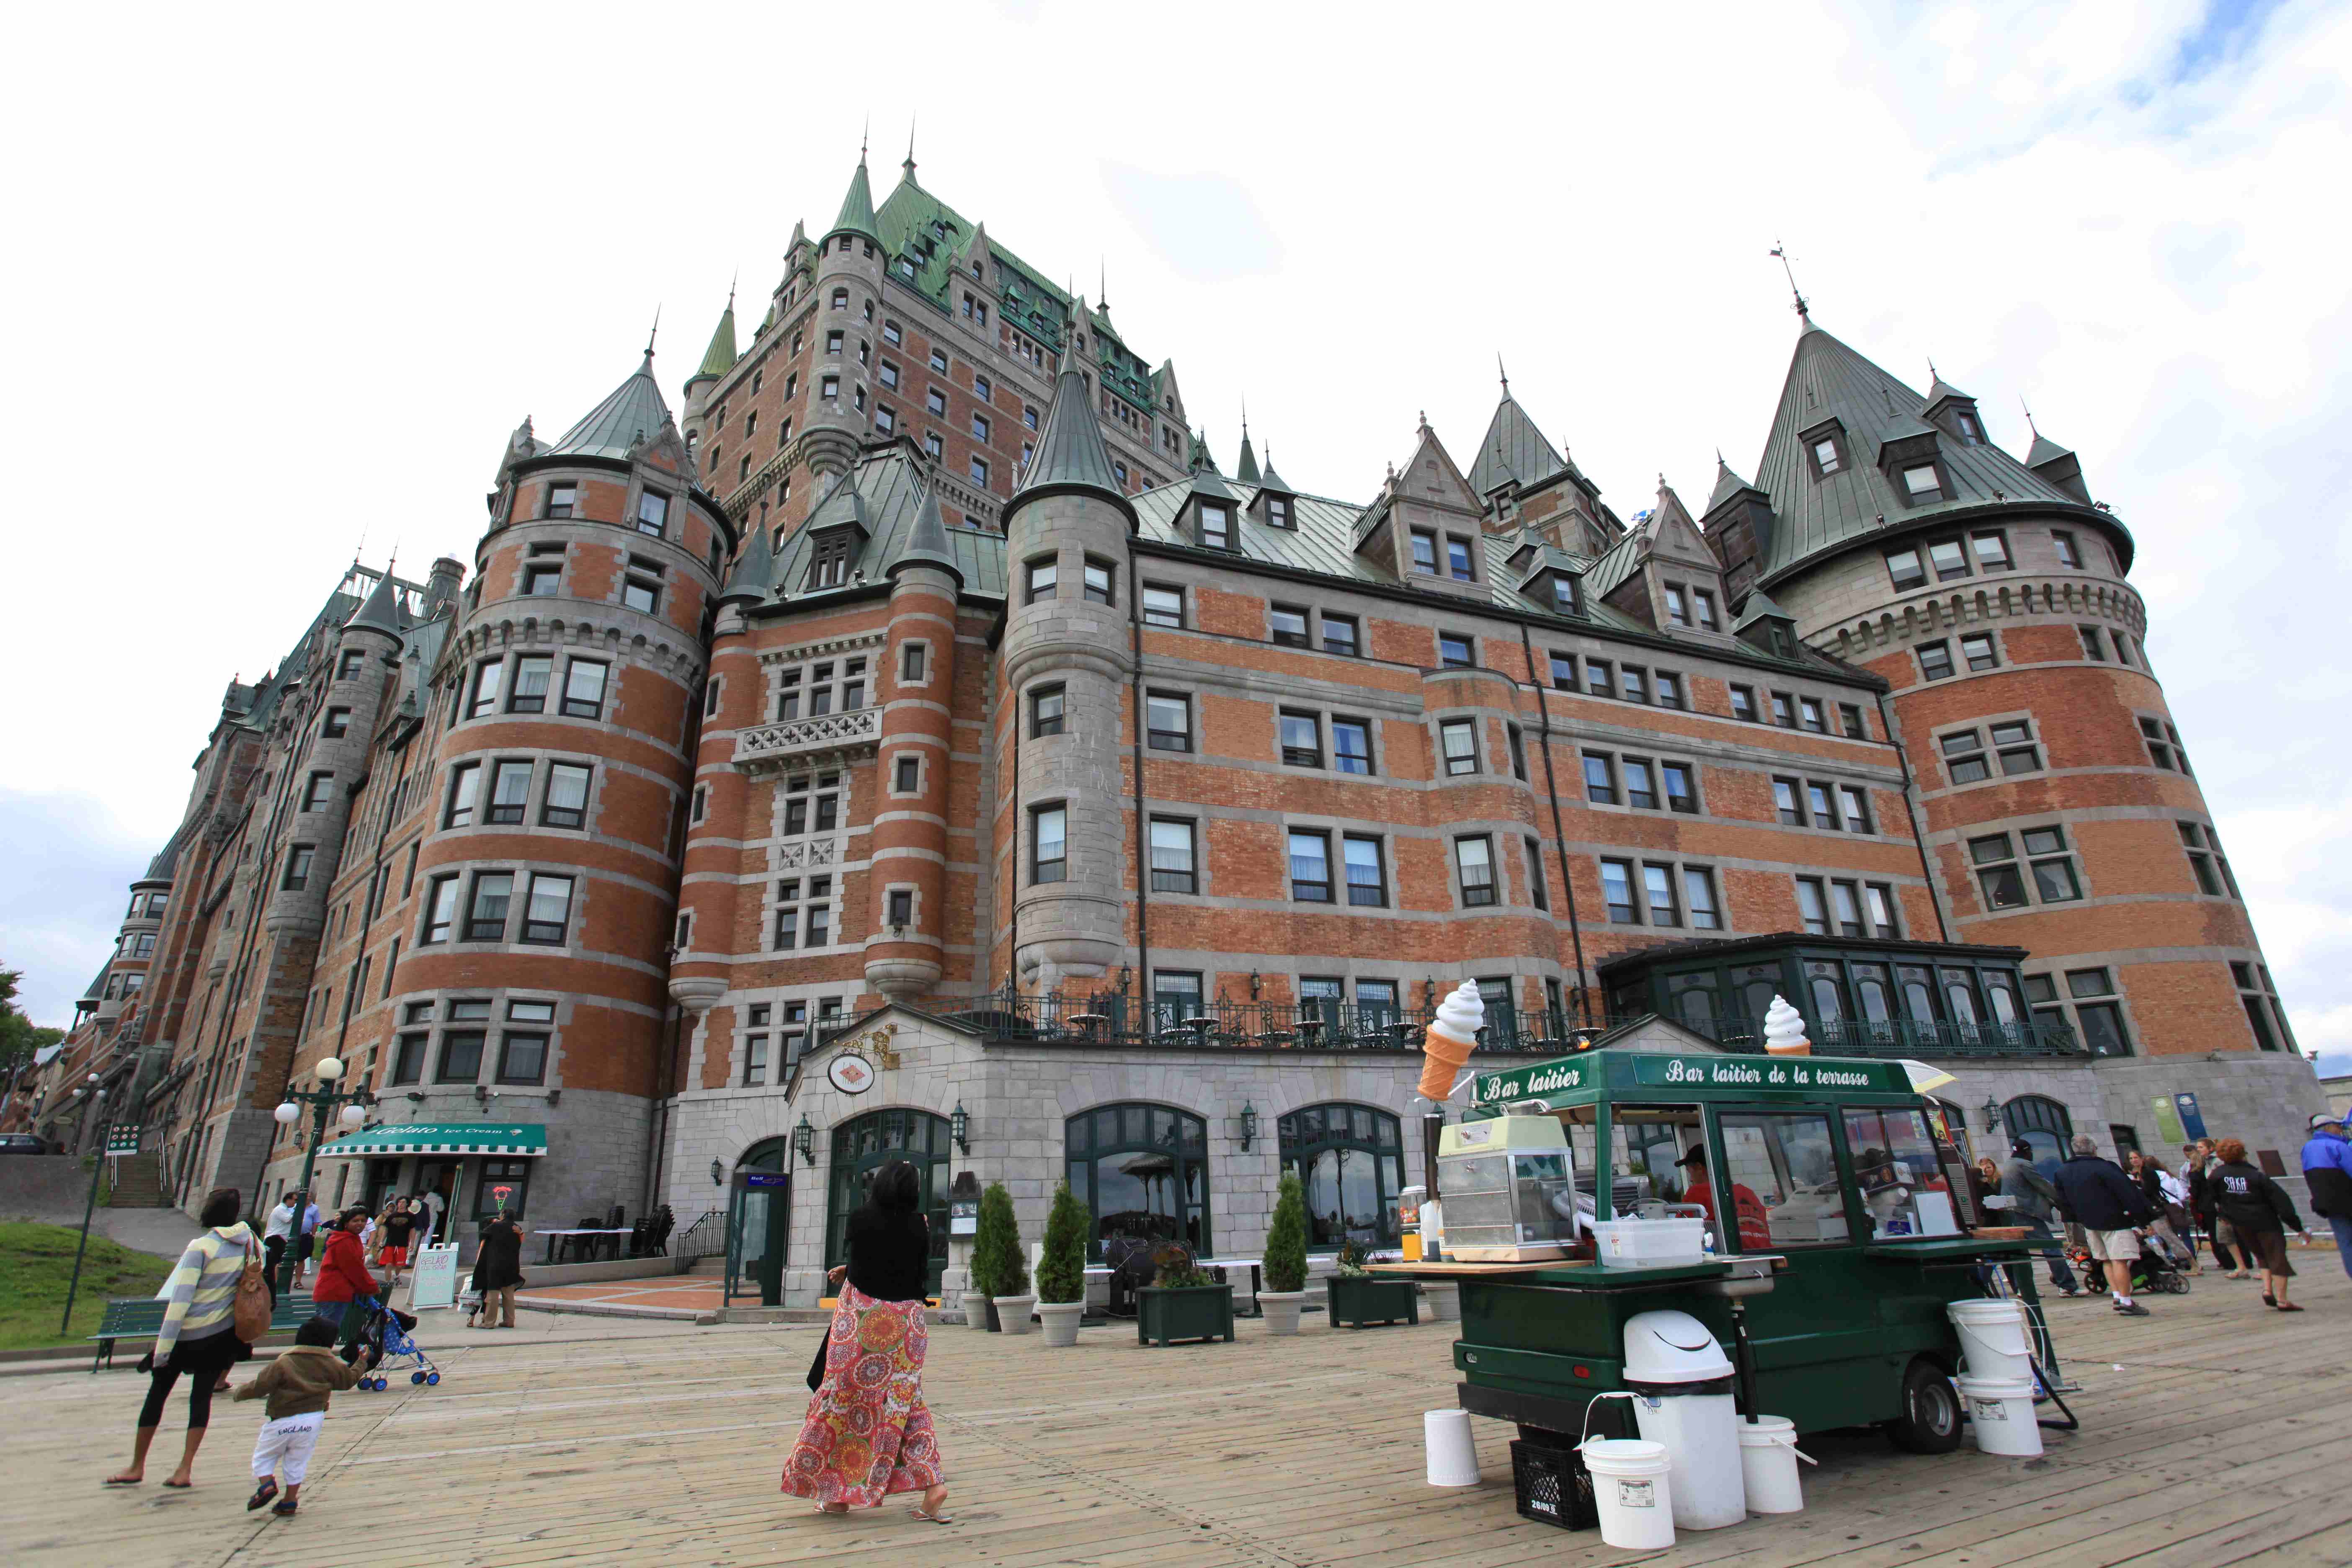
25 150 2324 1303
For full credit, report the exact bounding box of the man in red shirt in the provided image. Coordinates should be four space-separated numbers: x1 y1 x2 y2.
1675 1145 1771 1249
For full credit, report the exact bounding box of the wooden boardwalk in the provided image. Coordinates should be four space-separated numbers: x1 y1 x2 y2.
10 1253 2346 1566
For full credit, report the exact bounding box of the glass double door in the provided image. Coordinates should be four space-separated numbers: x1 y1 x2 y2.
824 1110 952 1299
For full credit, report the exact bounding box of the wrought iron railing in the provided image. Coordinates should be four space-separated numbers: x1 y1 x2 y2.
672 1207 724 1262
949 985 1581 1055
1697 1016 2087 1060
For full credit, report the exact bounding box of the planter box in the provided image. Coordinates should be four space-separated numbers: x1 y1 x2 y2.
1137 1284 1235 1347
1327 1274 1419 1329
1259 1289 1308 1337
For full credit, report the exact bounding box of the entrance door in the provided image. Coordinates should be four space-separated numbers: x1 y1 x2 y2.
414 1160 465 1248
727 1140 792 1305
824 1109 952 1298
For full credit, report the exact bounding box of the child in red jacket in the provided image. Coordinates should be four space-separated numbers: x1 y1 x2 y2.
309 1207 381 1355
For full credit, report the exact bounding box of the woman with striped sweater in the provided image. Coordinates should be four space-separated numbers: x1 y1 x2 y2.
103 1187 257 1488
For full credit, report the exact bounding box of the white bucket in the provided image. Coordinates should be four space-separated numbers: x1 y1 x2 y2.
1736 1416 1808 1513
1947 1299 2034 1384
1630 1390 1746 1530
1423 1409 1480 1487
1955 1374 2043 1458
1580 1438 1676 1550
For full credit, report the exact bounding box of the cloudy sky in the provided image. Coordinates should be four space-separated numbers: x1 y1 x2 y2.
4 1 2346 1077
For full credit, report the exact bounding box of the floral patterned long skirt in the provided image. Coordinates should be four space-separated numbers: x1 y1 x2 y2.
779 1283 944 1507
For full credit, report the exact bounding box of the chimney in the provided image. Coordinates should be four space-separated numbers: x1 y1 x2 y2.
423 557 466 620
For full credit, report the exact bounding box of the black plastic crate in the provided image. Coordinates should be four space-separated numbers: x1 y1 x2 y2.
1509 1439 1597 1531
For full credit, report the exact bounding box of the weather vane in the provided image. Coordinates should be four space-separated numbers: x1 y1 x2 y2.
1770 240 1810 321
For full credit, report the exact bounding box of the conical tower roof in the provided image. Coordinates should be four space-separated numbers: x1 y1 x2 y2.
344 570 406 643
888 481 965 587
1924 363 1970 407
547 352 674 462
1257 444 1292 494
1466 386 1567 499
1235 423 1261 484
828 152 882 246
1011 365 1133 521
691 293 737 383
717 518 774 606
1705 453 1759 513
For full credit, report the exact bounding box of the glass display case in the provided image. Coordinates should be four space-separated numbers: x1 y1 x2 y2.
1436 1117 1578 1261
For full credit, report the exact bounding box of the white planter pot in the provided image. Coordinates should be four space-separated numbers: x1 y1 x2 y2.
1259 1290 1308 1336
1421 1282 1461 1323
993 1294 1038 1335
961 1290 993 1331
1036 1300 1084 1346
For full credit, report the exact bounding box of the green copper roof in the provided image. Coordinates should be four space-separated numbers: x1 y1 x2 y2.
1924 367 1969 407
1014 366 1130 513
1732 588 1794 632
547 353 674 461
1257 448 1292 494
1705 456 1758 513
828 157 881 245
888 482 964 586
1581 515 1651 602
765 449 1007 603
1750 322 2089 585
692 296 737 382
1466 392 1567 499
1235 427 1261 484
2025 428 2074 466
872 171 1076 355
717 512 774 605
344 570 406 642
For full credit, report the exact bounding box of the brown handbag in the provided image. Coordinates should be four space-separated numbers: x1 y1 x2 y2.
233 1238 273 1341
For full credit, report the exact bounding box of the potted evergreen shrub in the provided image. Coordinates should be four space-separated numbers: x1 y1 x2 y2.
1259 1172 1311 1336
1035 1181 1088 1347
977 1182 1034 1335
1135 1242 1235 1347
1325 1239 1418 1329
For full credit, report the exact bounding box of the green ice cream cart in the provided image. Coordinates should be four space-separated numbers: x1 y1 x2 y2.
1381 1050 2046 1452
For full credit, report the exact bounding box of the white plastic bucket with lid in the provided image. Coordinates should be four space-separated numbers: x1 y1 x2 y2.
1422 1409 1480 1487
1579 1438 1676 1550
1955 1374 2043 1457
1947 1298 2034 1384
1592 1215 1707 1267
1736 1416 1812 1513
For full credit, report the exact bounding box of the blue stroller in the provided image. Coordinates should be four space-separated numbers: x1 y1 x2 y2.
343 1295 441 1390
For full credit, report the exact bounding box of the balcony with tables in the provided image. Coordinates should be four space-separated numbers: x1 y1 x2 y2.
1699 1015 2087 1060
945 986 1573 1057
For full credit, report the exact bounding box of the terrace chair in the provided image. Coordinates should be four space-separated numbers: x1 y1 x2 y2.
568 1217 603 1264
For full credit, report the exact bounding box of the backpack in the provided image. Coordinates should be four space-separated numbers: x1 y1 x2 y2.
234 1236 273 1341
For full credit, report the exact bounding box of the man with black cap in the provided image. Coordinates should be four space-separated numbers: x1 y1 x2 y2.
1673 1143 1769 1249
2300 1109 2352 1279
2000 1139 2080 1296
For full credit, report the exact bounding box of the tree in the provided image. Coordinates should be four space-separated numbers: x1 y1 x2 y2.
1263 1172 1310 1294
971 1181 1027 1298
0 966 65 1081
1036 1182 1088 1304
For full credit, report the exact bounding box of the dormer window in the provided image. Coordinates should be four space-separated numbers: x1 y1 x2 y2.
807 536 854 591
1198 503 1233 551
1445 535 1475 582
1901 464 1945 500
1952 408 1984 445
1266 495 1290 529
1550 576 1580 615
1810 435 1846 476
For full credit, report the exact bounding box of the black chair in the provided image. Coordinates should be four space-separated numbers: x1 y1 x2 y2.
624 1217 650 1258
647 1206 676 1257
603 1205 627 1259
1103 1237 1156 1319
567 1216 602 1264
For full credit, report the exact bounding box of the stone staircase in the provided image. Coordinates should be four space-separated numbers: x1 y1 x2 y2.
105 1153 168 1208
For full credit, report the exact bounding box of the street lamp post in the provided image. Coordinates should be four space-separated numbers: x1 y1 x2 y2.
272 1057 371 1297
57 1078 106 1336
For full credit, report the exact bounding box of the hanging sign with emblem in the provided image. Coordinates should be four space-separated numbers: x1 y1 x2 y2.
827 1053 875 1095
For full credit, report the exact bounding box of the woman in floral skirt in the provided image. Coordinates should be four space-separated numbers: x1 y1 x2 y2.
781 1160 949 1523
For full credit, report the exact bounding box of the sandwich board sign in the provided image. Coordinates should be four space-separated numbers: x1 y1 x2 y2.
409 1244 461 1311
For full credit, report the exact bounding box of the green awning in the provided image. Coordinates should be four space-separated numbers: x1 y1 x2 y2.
317 1121 548 1159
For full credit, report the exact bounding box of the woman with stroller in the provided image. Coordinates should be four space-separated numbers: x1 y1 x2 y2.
2208 1137 2310 1311
780 1159 949 1524
103 1187 258 1489
310 1206 382 1355
2126 1150 2197 1274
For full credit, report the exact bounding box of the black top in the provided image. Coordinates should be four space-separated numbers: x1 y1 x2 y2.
471 1217 526 1290
2210 1160 2303 1235
845 1208 931 1302
2050 1154 2155 1232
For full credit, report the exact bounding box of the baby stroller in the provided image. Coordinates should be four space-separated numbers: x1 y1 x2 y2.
2128 1235 2191 1296
343 1295 441 1390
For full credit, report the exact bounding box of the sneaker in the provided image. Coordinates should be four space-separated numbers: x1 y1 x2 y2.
2057 1287 2082 1298
246 1479 278 1512
2113 1301 2150 1317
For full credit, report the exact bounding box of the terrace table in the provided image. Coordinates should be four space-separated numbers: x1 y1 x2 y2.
1068 1013 1109 1040
533 1228 632 1265
1200 1256 1265 1317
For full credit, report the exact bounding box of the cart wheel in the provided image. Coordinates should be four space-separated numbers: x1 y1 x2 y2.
1887 1359 1964 1454
425 1372 440 1386
2166 1275 2190 1295
411 1371 428 1385
372 1377 388 1391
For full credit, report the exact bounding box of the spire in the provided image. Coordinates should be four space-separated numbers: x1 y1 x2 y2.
1257 442 1291 495
1466 382 1566 499
1498 353 1510 395
1705 451 1758 512
344 569 405 644
645 305 660 358
1012 363 1135 523
1924 358 1968 408
547 351 676 461
691 287 738 383
902 115 917 183
889 480 965 588
1235 404 1260 483
1099 258 1108 316
717 515 774 606
1187 428 1216 474
828 145 881 245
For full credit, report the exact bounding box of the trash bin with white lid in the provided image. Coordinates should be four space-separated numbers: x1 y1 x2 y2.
1623 1309 1746 1530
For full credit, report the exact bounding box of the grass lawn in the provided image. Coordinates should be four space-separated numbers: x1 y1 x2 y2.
0 1221 174 1351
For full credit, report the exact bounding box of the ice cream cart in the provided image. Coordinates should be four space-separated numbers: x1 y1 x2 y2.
1379 1050 2048 1454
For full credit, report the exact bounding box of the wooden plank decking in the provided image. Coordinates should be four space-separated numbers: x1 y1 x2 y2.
8 1251 2345 1566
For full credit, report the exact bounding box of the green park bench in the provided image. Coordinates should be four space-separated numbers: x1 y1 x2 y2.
87 1295 319 1373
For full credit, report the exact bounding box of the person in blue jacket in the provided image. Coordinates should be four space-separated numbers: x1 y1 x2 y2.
2300 1111 2352 1280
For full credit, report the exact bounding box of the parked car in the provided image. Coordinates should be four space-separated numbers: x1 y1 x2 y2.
0 1133 52 1155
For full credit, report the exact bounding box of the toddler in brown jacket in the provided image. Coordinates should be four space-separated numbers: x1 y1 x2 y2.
234 1316 360 1517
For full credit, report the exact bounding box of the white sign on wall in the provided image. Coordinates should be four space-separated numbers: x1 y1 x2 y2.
827 1053 875 1095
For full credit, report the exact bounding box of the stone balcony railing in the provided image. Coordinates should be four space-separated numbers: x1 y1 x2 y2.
734 707 882 771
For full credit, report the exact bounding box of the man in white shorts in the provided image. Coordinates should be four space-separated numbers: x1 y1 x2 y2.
2051 1134 2161 1316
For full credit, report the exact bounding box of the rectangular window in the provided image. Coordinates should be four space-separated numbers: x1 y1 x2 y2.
302 772 333 812
2052 530 2082 568
1445 536 1475 582
1153 971 1203 1029
1664 585 1691 627
1321 613 1359 656
1029 683 1065 737
1829 879 1865 936
1917 640 1955 681
469 658 503 717
1661 761 1697 814
422 875 459 942
971 412 990 443
1929 539 1970 580
1587 658 1614 697
1643 864 1681 927
1146 691 1191 752
1289 830 1333 902
2180 821 2224 896
1438 634 1474 669
1550 652 1578 691
1989 720 2041 773
879 359 900 390
1971 530 2011 570
1024 557 1057 603
1770 691 1795 727
518 873 572 944
391 1034 426 1085
1838 703 1865 739
1693 590 1719 631
542 763 591 829
1279 711 1323 768
740 1031 769 1088
892 756 920 794
1148 818 1196 894
486 759 531 824
561 660 608 719
1082 559 1114 605
1772 777 1805 825
1526 838 1550 911
464 872 513 941
1807 780 1836 827
1903 464 1942 498
1508 725 1528 780
279 844 315 890
969 455 990 487
1729 685 1756 722
1620 665 1648 703
1812 436 1844 475
1655 672 1684 710
322 707 351 739
1269 604 1310 647
1583 752 1618 804
1865 883 1899 937
1961 633 1999 671
1601 859 1638 923
1198 503 1231 549
1623 757 1658 810
1839 784 1873 833
1409 529 1438 573
1455 836 1496 907
1441 718 1478 776
622 576 660 614
436 1032 485 1083
1331 717 1373 775
2023 825 2083 901
508 655 552 713
886 889 914 926
1032 805 1066 884
1344 835 1386 907
1970 833 2029 910
1886 548 1925 591
1142 584 1184 629
545 482 575 519
900 642 926 684
635 490 669 538
1941 728 1988 783
1795 877 1829 934
1684 867 1723 931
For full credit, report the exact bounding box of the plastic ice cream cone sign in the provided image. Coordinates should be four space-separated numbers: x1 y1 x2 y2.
1763 994 1811 1057
1418 981 1485 1099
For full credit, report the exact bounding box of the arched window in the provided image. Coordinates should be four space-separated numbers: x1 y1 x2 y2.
1064 1103 1209 1262
2002 1094 2073 1168
825 1108 952 1295
1278 1104 1405 1250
